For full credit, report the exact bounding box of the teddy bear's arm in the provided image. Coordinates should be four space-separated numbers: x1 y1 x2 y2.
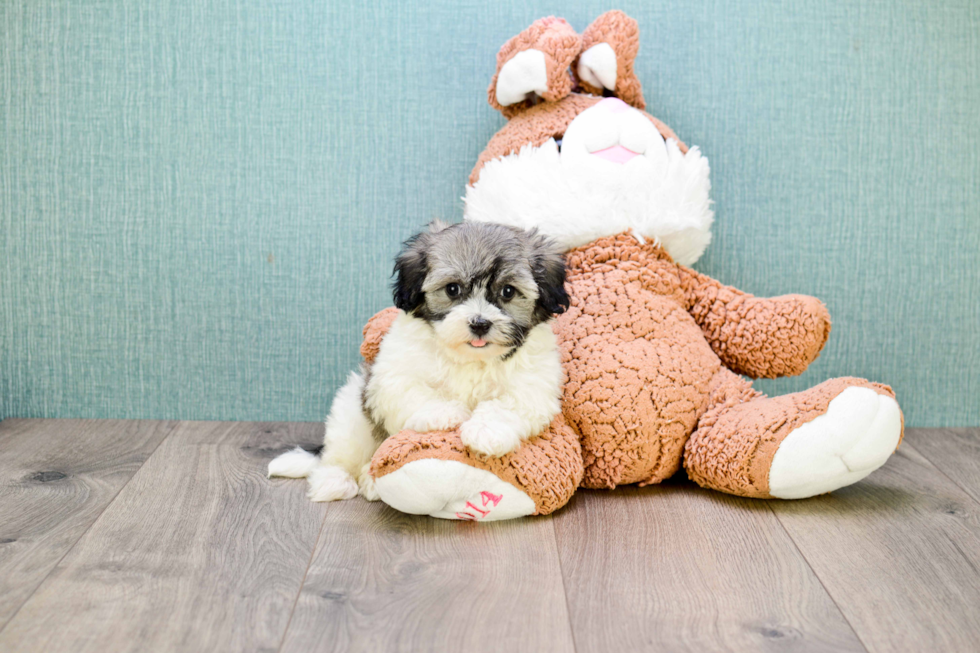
360 307 400 366
677 266 832 379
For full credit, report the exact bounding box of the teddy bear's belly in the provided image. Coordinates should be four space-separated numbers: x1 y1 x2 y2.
556 278 721 489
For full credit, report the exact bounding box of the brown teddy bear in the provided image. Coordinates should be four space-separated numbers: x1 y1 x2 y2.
364 11 903 521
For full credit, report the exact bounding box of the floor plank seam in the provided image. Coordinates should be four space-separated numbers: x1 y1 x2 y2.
903 439 980 508
550 517 580 653
765 502 871 653
276 504 330 653
0 420 181 636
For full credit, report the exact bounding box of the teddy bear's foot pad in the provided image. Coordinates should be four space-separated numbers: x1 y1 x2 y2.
374 459 536 521
768 387 902 499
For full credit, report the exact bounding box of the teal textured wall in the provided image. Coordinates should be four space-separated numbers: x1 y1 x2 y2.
1 1 978 425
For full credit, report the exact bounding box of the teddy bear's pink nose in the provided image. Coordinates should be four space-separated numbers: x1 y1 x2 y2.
598 96 630 113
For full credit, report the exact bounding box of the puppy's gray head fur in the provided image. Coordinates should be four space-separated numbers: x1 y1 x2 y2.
393 221 568 357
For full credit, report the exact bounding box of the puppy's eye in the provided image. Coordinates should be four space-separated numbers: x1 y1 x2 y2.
445 283 461 298
501 285 516 300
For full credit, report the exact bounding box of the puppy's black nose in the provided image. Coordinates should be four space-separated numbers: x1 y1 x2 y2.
469 317 492 336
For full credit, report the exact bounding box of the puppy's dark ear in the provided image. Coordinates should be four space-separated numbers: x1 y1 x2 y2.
529 232 569 319
392 234 429 313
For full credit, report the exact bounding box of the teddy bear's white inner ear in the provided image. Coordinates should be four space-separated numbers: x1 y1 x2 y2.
577 42 617 91
496 49 549 106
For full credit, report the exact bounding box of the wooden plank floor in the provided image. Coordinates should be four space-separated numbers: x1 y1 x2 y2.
1 420 978 652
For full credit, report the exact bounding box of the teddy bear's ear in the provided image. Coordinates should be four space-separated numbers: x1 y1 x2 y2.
574 11 646 110
488 16 582 119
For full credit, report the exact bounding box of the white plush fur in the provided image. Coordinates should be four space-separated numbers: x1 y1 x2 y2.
464 101 714 265
366 312 564 456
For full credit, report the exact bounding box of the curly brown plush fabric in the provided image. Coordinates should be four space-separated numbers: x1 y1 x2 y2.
684 376 901 497
360 306 398 363
487 16 581 119
370 415 584 516
575 10 646 109
555 233 837 488
678 267 832 378
558 235 718 488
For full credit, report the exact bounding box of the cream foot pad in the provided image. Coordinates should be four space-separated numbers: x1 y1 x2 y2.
769 387 902 499
375 459 536 521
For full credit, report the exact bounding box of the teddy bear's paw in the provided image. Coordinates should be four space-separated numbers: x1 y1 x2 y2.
460 417 522 458
374 459 536 521
357 463 380 502
768 387 902 499
307 465 359 502
404 401 471 433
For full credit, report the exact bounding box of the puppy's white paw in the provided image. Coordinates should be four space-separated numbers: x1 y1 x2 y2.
405 401 471 433
358 463 380 502
461 417 522 457
307 465 358 502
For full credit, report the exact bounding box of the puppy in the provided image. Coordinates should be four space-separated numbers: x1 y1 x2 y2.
268 220 569 502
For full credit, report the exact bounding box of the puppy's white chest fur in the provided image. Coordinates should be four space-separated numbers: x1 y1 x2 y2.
364 312 564 443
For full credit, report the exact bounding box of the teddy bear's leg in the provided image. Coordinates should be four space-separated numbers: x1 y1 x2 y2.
369 416 583 521
683 370 904 499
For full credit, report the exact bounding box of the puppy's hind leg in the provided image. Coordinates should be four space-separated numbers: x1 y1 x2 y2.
308 371 381 502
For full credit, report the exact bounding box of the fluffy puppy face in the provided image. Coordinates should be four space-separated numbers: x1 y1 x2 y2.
393 221 568 361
